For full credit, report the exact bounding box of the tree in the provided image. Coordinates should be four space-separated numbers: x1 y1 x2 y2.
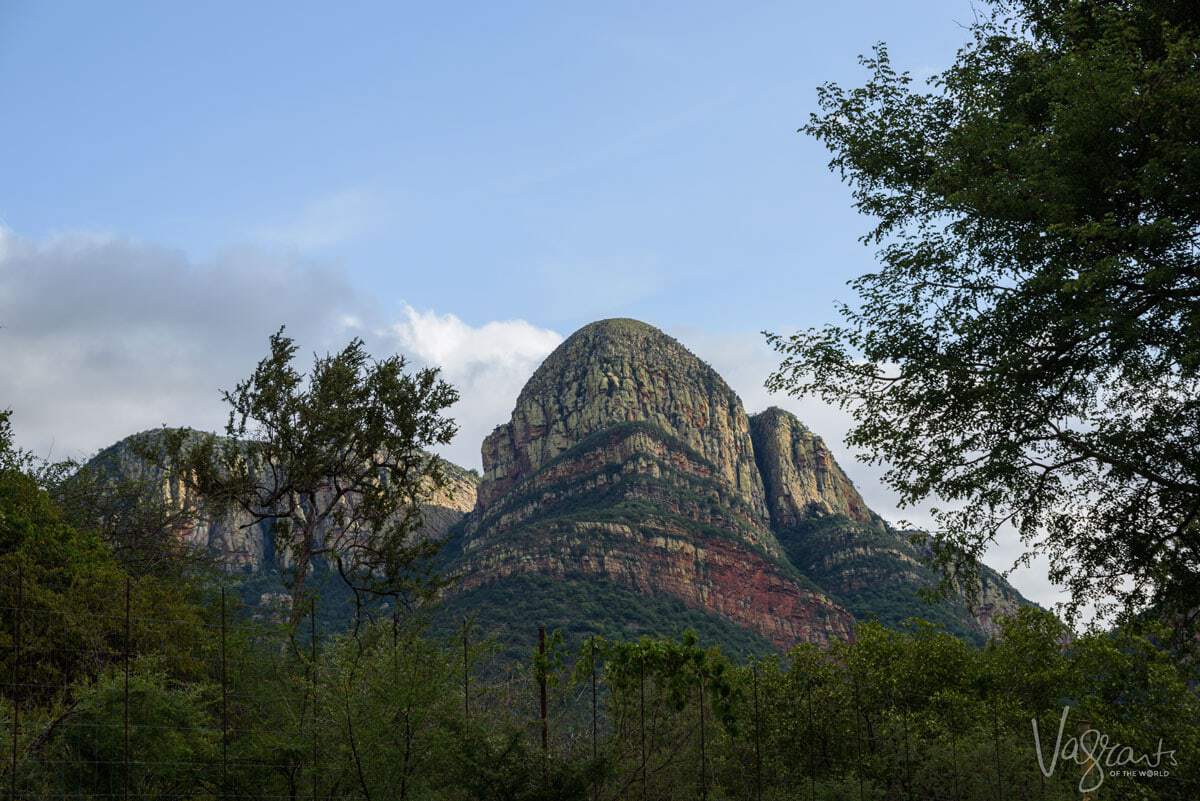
768 0 1200 627
39 442 216 580
1 410 221 797
161 328 459 621
0 409 34 475
1 405 217 579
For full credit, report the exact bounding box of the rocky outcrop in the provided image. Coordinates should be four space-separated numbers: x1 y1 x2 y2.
750 407 876 527
418 464 481 539
458 319 855 648
458 419 855 647
455 319 1030 649
746 406 1027 641
971 574 1026 638
84 431 479 572
907 532 1028 638
458 516 853 648
478 319 769 522
470 422 780 554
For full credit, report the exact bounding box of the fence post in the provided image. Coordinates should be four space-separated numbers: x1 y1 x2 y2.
854 697 865 801
538 625 548 784
462 618 470 722
310 599 317 801
123 577 131 801
698 671 707 801
590 638 598 801
950 726 961 801
807 679 816 801
220 586 228 798
993 699 1004 801
752 664 762 801
639 656 646 801
901 696 912 801
10 564 21 801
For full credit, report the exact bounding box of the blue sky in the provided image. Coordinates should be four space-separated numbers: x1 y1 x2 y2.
1 2 1063 604
1 0 973 331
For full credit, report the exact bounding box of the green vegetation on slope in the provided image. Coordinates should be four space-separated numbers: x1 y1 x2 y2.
434 573 775 662
775 514 1015 643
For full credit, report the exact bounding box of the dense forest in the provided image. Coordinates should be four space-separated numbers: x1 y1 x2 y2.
2 414 1197 799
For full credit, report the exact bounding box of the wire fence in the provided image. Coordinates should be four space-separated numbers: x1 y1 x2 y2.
2 564 1196 801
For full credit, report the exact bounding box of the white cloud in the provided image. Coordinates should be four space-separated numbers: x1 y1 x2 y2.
0 226 561 480
382 306 562 471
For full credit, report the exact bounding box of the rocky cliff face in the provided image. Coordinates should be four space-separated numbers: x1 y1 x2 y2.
478 319 769 524
411 465 481 538
750 407 877 528
459 420 852 648
744 406 1025 640
457 319 857 649
85 432 479 573
451 319 1027 649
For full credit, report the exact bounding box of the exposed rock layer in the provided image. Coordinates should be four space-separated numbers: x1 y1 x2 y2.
461 421 853 647
457 319 1026 647
750 407 876 527
86 433 478 571
478 319 768 522
89 317 1027 649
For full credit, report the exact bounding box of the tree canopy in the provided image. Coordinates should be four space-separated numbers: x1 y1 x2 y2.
768 0 1200 627
159 328 459 621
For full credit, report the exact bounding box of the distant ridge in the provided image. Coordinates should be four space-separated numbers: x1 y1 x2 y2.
89 318 1027 652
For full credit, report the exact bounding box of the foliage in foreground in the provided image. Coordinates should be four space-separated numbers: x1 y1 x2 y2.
3 559 1197 798
154 327 460 622
1 409 1198 798
769 0 1200 629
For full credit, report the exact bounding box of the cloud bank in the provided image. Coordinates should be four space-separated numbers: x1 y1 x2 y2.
0 227 560 474
0 228 360 459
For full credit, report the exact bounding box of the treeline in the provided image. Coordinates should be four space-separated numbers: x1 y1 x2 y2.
2 443 1198 800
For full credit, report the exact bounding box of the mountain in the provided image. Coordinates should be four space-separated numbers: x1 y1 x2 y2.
438 319 1024 651
85 318 1026 652
82 430 479 573
443 319 854 653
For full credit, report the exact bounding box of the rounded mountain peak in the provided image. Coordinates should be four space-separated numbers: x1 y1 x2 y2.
477 318 768 517
575 317 661 336
517 318 724 406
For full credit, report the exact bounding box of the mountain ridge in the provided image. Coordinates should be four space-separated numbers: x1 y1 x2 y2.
85 317 1028 651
